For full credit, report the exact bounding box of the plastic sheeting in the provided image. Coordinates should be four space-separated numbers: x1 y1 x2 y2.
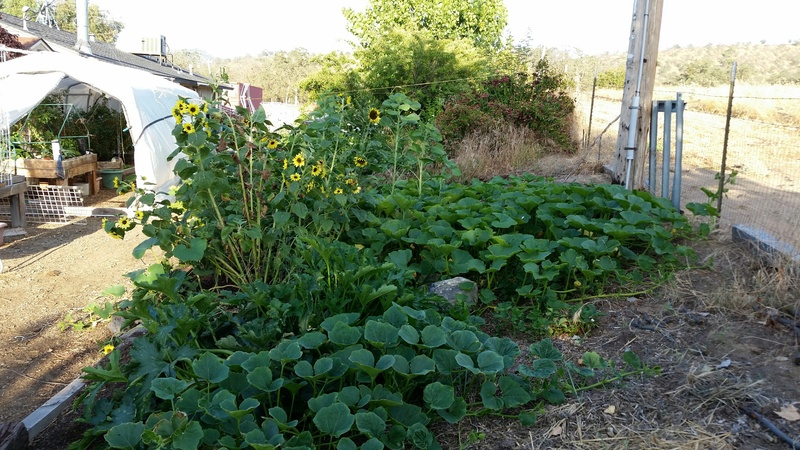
0 51 200 193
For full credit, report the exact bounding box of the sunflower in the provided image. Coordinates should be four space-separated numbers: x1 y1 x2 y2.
202 102 209 113
333 188 344 195
282 159 288 170
353 186 362 194
102 344 115 355
311 165 322 177
306 181 315 192
354 156 368 168
183 122 196 134
289 173 301 182
267 139 279 149
116 216 133 230
292 153 306 168
187 103 200 116
368 108 380 124
171 105 182 122
113 176 120 189
345 178 358 186
346 96 351 105
135 210 144 220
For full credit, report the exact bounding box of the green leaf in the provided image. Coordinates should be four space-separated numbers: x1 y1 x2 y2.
398 324 420 345
432 349 460 375
337 438 357 450
297 331 327 350
269 340 303 362
294 360 313 378
361 438 385 450
423 382 455 410
523 358 557 379
623 350 643 369
519 410 538 426
581 351 607 370
242 351 271 372
355 411 386 437
173 237 207 262
173 421 204 450
329 322 362 346
291 202 309 219
409 354 436 375
321 313 360 333
448 330 481 353
364 320 400 348
498 376 531 407
246 366 281 392
455 352 479 374
541 386 566 404
102 285 126 297
104 422 145 449
437 397 467 424
529 339 563 361
477 351 504 374
480 381 503 410
313 402 355 438
132 237 159 259
192 352 229 384
381 219 410 239
420 325 447 348
150 377 189 400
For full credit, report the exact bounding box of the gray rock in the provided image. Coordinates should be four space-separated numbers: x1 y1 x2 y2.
428 277 477 305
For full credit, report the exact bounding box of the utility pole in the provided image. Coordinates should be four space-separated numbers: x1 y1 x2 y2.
612 0 663 189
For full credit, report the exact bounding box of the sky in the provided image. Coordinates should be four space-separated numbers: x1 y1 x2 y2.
90 0 798 59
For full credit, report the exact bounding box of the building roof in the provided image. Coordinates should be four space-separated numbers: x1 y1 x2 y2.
0 13 213 88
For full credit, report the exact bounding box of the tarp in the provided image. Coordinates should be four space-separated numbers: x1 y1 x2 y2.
0 51 200 194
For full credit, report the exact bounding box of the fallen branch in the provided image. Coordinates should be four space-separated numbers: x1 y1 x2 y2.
741 405 800 450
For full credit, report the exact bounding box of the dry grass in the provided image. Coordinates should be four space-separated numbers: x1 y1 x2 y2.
450 124 544 181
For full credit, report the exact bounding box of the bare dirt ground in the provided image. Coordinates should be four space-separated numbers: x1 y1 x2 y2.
1 183 799 449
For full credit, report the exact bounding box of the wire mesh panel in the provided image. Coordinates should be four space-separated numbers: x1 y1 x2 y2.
0 185 86 225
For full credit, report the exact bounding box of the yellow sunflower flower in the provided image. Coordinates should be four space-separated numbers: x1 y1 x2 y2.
135 210 144 220
187 103 200 116
368 108 380 124
345 178 358 186
116 216 133 230
353 186 362 194
202 102 209 113
292 153 306 168
102 344 115 355
183 122 196 134
290 173 301 182
283 159 288 170
311 165 322 177
171 105 182 122
113 177 120 189
306 181 315 192
354 156 368 168
267 139 279 149
334 188 344 195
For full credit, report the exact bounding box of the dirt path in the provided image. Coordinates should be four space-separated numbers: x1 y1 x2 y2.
0 190 153 427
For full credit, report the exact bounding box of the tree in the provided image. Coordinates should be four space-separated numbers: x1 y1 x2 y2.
344 0 508 52
0 0 123 43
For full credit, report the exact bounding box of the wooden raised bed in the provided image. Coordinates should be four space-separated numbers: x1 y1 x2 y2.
14 154 98 195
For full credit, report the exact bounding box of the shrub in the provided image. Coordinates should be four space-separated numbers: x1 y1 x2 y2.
436 59 577 154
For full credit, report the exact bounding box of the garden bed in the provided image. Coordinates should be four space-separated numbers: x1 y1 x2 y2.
14 153 98 194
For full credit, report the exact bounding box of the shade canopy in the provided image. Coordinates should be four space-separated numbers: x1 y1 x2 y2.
0 51 200 193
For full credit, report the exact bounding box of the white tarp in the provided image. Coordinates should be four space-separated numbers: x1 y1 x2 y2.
0 51 200 193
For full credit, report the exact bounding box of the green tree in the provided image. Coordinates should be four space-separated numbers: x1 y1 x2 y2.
344 0 508 51
356 29 487 118
0 0 123 43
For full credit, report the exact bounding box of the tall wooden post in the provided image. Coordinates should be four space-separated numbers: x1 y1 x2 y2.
612 0 663 189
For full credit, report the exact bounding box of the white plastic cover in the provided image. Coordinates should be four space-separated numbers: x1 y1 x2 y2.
0 51 200 193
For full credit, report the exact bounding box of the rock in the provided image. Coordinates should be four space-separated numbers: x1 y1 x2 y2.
428 277 477 305
108 315 125 334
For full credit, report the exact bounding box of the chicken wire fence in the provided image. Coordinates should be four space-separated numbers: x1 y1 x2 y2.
578 91 800 256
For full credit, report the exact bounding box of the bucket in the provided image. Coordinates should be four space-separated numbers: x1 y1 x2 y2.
99 169 124 189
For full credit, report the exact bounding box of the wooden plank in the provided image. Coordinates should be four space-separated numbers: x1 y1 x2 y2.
20 378 85 442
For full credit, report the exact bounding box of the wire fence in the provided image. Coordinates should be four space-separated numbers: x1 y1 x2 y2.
578 91 800 256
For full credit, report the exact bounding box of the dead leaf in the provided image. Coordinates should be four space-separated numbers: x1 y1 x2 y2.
604 405 616 414
775 404 800 421
550 425 563 436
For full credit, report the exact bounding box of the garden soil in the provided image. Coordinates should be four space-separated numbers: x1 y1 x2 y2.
1 187 799 449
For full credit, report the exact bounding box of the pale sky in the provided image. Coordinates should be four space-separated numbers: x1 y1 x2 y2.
91 0 798 58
